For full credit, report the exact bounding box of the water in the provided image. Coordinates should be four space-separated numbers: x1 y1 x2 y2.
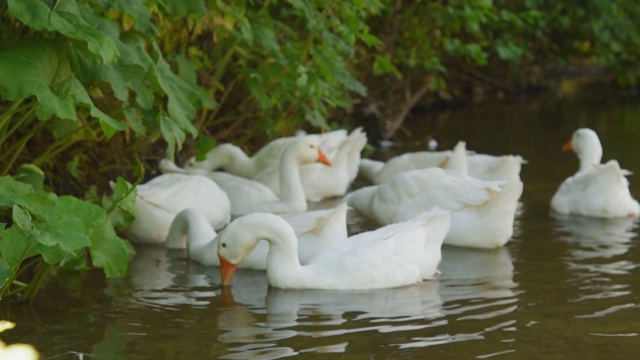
3 86 640 359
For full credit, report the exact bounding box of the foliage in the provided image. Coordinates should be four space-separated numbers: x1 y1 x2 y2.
0 173 135 301
0 0 383 300
167 0 384 141
361 0 640 138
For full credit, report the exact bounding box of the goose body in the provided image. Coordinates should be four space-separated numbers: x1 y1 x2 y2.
217 209 450 290
550 128 639 218
166 204 349 269
358 143 524 184
160 137 331 216
185 130 347 178
254 128 367 201
122 174 230 244
347 165 522 248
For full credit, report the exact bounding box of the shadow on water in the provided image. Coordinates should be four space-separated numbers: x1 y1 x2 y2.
3 85 640 358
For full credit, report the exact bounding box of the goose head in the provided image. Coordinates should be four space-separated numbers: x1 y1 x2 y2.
563 128 603 172
217 213 295 286
286 136 332 166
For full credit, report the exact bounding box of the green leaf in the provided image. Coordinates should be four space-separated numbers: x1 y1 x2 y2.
103 177 136 230
67 155 82 180
195 136 217 162
160 115 186 161
153 42 213 135
7 0 53 31
0 176 35 208
0 38 126 136
96 0 156 34
14 164 45 190
49 4 119 63
161 0 207 16
9 0 119 63
373 54 402 79
123 108 146 136
12 205 33 232
55 196 134 277
90 220 134 278
0 258 12 291
0 226 37 268
39 215 91 252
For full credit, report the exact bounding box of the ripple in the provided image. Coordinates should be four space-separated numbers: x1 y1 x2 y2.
574 303 638 319
220 345 297 360
589 332 639 337
476 349 516 358
396 332 485 349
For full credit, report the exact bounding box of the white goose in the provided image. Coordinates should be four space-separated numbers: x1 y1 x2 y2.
122 173 230 244
217 209 450 290
254 128 368 201
160 136 331 216
359 142 524 184
347 144 523 248
185 129 348 178
166 204 350 269
550 128 639 218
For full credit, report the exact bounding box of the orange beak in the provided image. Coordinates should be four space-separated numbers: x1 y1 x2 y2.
219 254 238 286
317 149 331 166
562 138 573 151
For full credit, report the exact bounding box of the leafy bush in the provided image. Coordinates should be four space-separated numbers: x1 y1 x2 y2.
0 0 383 300
361 0 640 138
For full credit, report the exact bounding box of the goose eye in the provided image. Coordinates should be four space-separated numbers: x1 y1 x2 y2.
221 242 227 248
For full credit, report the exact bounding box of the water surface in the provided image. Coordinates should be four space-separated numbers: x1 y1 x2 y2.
3 87 640 358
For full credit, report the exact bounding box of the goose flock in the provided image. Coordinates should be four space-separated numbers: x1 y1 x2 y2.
118 127 639 290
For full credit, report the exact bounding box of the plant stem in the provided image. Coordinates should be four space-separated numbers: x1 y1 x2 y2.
104 159 145 214
20 259 52 301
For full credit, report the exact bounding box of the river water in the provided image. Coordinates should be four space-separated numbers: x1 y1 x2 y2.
3 86 640 359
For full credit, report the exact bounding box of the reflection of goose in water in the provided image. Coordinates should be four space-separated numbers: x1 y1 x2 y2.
127 245 214 309
215 270 299 359
438 245 517 302
552 213 638 317
217 278 442 357
396 246 519 350
552 213 637 260
264 280 443 329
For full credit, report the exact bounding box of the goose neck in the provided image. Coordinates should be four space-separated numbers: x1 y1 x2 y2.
278 152 306 208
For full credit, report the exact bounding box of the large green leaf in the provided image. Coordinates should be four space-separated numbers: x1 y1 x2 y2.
0 176 35 207
7 0 53 31
8 0 119 63
55 196 135 277
0 177 133 277
90 219 135 278
0 38 127 137
0 227 37 269
151 42 216 157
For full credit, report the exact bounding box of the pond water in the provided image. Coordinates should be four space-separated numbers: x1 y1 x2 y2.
3 85 640 359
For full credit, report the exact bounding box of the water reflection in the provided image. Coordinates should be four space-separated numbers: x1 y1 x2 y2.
218 276 443 358
552 213 639 323
439 246 518 301
398 246 520 350
553 213 637 260
128 245 216 309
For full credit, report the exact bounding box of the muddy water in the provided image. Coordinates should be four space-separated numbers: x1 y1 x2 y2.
3 87 640 359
